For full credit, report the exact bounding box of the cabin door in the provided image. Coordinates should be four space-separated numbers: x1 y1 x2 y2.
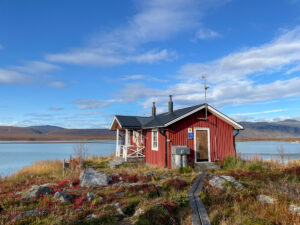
195 128 210 162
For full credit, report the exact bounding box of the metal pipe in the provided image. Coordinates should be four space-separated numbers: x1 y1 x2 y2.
233 129 240 156
159 128 168 168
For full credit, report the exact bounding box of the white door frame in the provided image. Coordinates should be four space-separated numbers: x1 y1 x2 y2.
194 127 211 163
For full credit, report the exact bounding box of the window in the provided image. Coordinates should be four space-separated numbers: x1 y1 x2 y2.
152 129 158 150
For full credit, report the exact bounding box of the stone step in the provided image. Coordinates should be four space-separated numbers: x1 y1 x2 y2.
195 162 220 170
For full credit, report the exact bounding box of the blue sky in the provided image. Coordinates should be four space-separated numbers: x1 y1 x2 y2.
1 0 300 128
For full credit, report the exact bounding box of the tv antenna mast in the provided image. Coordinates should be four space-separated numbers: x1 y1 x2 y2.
202 75 209 104
199 75 209 121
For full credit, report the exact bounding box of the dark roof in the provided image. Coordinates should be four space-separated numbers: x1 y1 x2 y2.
115 104 204 129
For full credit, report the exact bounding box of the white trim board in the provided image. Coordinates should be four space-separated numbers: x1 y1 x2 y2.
194 127 211 163
110 116 122 130
164 105 243 130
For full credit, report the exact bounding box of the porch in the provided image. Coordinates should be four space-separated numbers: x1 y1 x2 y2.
115 129 145 161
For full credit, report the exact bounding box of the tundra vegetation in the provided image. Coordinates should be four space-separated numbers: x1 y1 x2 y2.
0 153 299 224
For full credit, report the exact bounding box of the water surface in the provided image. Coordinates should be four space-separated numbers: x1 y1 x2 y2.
0 140 115 176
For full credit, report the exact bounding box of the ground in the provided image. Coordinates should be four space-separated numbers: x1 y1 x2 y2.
0 156 299 225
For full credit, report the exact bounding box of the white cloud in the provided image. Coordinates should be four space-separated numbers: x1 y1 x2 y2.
49 107 64 111
230 109 287 116
48 81 67 88
115 27 300 114
11 61 60 74
46 0 227 66
195 28 221 40
0 69 31 84
120 74 167 82
72 99 110 110
179 26 300 82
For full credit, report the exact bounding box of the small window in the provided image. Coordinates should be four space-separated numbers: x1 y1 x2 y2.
152 129 158 150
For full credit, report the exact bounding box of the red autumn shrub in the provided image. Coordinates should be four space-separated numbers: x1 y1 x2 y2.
162 178 188 191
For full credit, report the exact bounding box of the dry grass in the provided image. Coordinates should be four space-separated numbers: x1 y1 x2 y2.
15 160 63 178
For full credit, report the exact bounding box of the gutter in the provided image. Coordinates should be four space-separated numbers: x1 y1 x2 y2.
159 128 168 168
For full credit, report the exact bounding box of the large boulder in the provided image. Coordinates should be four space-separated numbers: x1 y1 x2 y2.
221 176 244 189
53 191 72 203
22 185 52 199
80 168 110 188
256 195 277 205
209 176 226 191
289 205 300 216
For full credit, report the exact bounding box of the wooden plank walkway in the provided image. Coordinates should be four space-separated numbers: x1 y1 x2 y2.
188 173 211 225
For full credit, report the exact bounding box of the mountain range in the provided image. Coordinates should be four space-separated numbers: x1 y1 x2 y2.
0 125 115 141
237 119 300 139
0 119 299 141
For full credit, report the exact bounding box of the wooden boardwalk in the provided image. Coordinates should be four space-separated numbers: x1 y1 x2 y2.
188 173 211 225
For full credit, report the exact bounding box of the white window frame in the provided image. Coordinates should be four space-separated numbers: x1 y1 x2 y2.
151 129 159 151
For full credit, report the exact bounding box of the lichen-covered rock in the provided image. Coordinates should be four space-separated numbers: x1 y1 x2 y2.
86 191 96 202
22 185 52 199
146 172 155 177
256 195 276 205
134 208 145 216
209 176 226 191
114 202 125 216
289 205 300 216
53 191 72 203
221 176 244 189
13 210 41 220
87 213 100 221
80 168 110 188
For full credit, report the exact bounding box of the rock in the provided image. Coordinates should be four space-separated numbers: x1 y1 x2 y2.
134 208 145 216
289 205 300 216
13 210 41 220
41 183 58 187
86 191 96 202
87 214 99 221
53 191 72 203
108 157 125 168
159 175 167 179
156 185 163 196
209 176 226 191
114 202 125 216
80 168 110 188
22 185 52 199
256 195 276 205
221 176 244 189
113 181 125 187
146 172 155 177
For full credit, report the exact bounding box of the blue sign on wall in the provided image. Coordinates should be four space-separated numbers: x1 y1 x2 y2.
188 133 194 138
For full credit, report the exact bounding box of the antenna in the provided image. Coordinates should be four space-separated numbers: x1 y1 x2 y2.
202 75 209 104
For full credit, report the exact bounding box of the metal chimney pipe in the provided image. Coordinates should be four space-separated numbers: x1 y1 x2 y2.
152 102 156 117
168 95 173 113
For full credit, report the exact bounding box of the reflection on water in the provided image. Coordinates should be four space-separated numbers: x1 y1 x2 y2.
236 141 300 161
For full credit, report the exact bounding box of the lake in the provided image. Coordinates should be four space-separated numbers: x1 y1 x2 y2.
0 140 116 176
0 140 299 176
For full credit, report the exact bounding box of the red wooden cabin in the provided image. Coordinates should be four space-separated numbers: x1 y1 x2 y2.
110 96 243 168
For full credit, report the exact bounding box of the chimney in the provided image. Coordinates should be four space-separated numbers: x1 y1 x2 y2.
152 102 156 117
168 95 173 113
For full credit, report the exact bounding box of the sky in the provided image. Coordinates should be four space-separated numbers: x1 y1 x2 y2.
1 0 300 128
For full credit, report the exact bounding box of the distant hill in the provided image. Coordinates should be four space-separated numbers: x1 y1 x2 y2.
237 119 300 139
0 125 115 141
